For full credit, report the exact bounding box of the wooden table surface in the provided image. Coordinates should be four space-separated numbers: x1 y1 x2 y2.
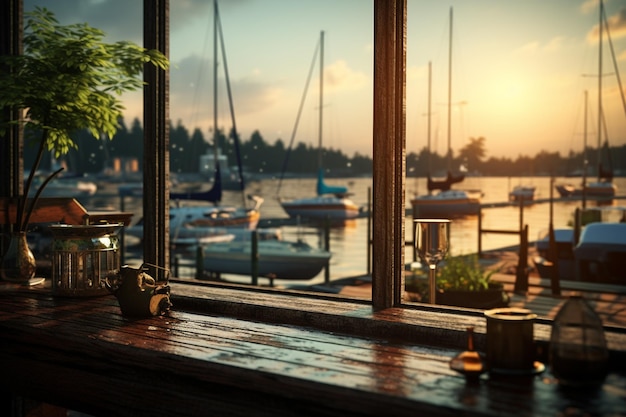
1 281 625 417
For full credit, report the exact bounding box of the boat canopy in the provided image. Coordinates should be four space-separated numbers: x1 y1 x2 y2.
316 169 348 196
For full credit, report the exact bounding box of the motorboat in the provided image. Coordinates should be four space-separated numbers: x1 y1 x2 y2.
27 173 97 198
533 228 575 281
125 202 266 246
556 181 616 199
533 207 626 283
574 222 626 284
411 189 481 218
202 238 331 280
509 185 536 203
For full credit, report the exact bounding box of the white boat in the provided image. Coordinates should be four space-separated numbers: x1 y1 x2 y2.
125 202 267 246
27 172 97 198
203 239 331 281
280 194 360 221
533 227 575 281
411 189 481 218
278 31 360 222
509 185 536 203
410 11 481 218
533 206 626 283
556 181 616 199
574 222 626 284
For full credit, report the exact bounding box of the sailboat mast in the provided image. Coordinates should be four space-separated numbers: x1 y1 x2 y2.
428 61 432 176
596 0 603 181
583 90 588 209
447 7 453 173
318 30 324 170
213 0 219 170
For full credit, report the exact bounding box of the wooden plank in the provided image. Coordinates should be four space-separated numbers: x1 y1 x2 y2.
1 286 626 417
85 211 134 226
0 197 88 225
493 273 626 295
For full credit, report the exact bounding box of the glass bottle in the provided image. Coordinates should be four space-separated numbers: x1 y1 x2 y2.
550 295 609 386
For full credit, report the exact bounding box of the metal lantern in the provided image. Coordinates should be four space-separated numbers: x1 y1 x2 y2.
49 224 123 297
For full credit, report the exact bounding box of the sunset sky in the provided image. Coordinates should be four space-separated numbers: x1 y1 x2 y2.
24 0 626 160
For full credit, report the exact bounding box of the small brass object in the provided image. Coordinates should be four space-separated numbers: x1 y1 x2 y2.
106 263 171 317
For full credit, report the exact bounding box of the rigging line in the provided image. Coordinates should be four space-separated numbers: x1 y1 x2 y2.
602 4 626 121
600 105 614 172
189 12 212 134
216 1 246 207
276 36 321 197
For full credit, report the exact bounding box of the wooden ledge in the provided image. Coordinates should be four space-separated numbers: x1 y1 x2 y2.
0 197 133 226
169 281 626 367
1 282 626 417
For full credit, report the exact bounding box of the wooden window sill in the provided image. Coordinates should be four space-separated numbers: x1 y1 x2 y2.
1 281 625 417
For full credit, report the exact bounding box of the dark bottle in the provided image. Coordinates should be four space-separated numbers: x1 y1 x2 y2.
550 295 609 386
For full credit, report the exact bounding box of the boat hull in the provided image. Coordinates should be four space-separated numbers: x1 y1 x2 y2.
203 240 331 280
509 186 536 203
281 196 360 221
125 206 261 243
556 181 617 198
574 223 626 284
410 190 480 218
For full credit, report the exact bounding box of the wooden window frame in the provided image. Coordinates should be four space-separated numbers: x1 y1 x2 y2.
140 0 408 310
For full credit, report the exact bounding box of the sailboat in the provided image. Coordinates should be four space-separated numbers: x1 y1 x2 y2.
556 0 618 200
127 0 261 244
279 31 361 221
411 8 481 218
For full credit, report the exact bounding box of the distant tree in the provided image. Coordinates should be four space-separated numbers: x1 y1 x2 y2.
170 120 190 173
458 137 487 173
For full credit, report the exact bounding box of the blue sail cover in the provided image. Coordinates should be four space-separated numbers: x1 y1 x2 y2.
316 168 348 196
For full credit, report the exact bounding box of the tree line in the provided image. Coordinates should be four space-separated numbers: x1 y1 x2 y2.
24 117 626 178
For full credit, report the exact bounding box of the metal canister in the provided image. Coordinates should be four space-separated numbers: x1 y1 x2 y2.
484 307 537 373
49 224 123 297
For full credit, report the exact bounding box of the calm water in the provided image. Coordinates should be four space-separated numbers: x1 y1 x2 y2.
83 176 626 286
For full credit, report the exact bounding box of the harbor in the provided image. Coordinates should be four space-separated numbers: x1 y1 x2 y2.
104 175 625 284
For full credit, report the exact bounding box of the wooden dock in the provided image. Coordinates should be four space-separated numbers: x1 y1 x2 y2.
494 274 626 327
331 274 626 328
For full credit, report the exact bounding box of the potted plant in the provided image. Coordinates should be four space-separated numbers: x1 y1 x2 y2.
406 254 509 309
0 7 169 283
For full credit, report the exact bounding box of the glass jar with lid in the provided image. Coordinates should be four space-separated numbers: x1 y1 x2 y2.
549 295 609 386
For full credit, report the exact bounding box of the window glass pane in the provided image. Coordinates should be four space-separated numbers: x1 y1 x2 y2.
165 1 374 294
405 1 626 316
24 1 375 297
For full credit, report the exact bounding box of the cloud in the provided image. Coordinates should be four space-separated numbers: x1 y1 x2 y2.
515 41 541 55
25 0 144 42
168 54 282 132
606 7 626 38
586 6 626 43
580 0 598 15
24 0 247 43
324 60 369 92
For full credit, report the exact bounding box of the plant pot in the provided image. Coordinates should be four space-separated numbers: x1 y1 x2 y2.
437 283 509 309
0 232 37 283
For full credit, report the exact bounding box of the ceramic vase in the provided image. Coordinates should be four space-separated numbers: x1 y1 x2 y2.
0 232 37 283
